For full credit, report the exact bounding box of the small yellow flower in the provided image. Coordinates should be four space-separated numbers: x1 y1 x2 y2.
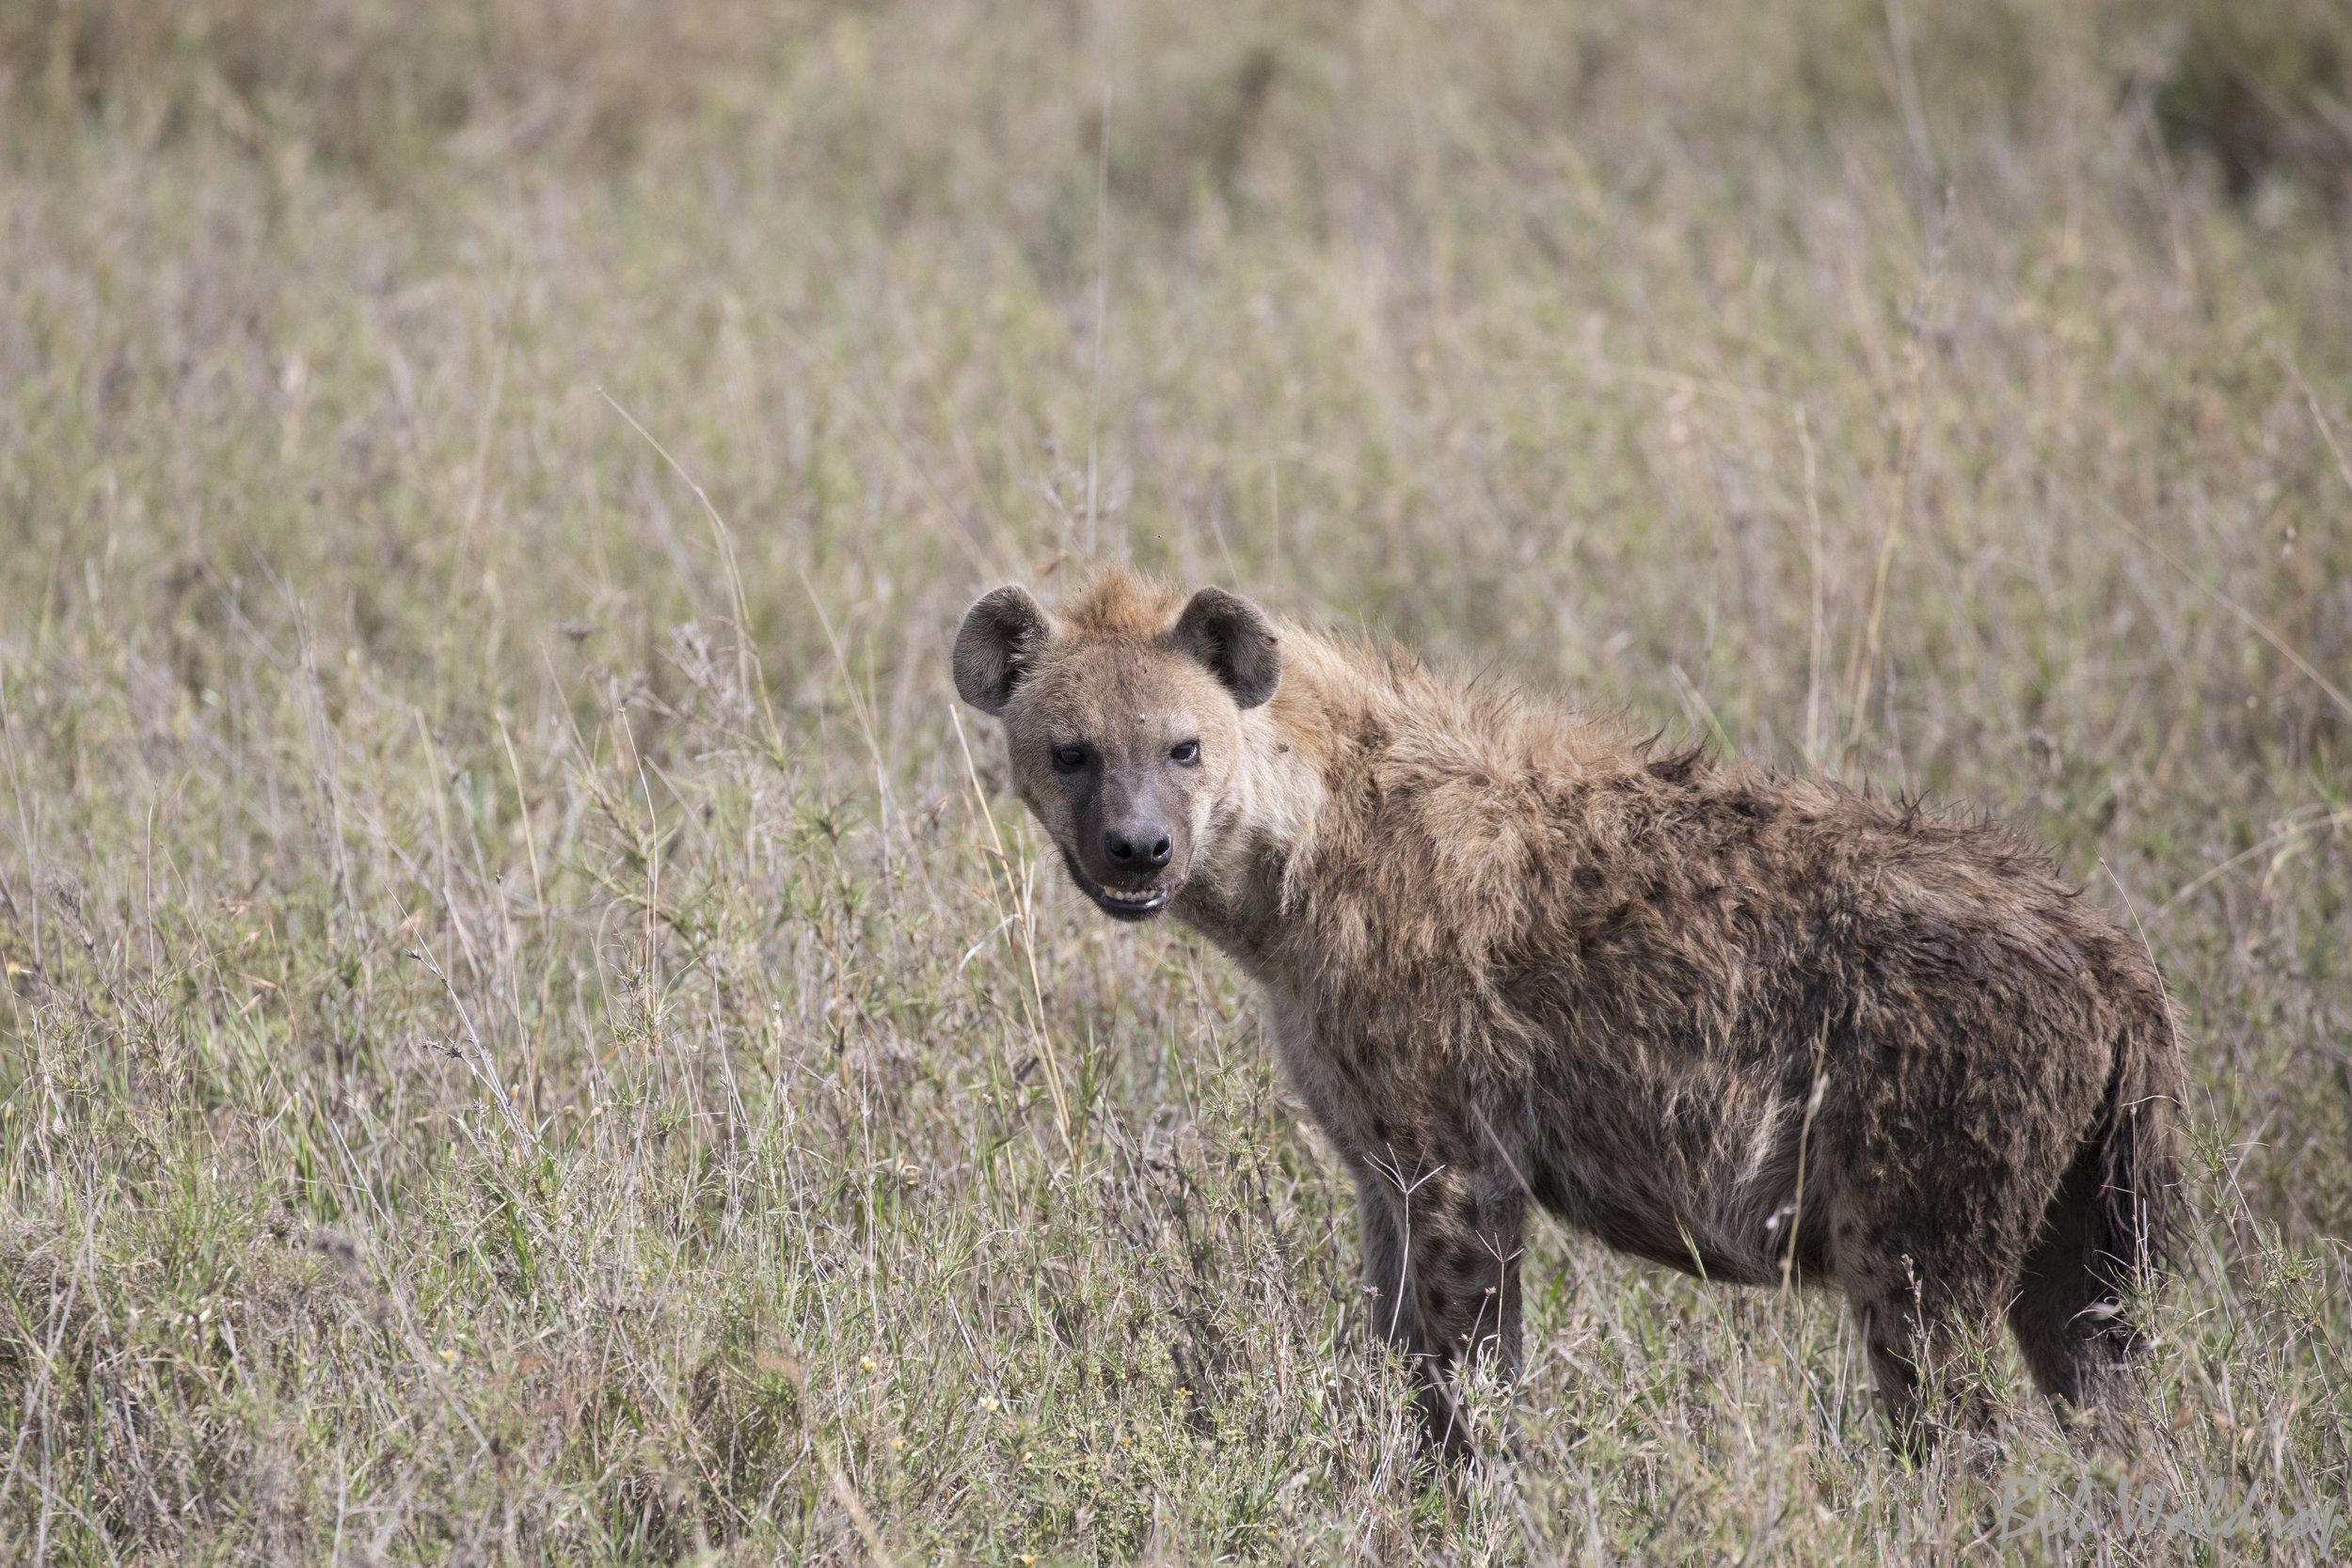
861 1357 876 1371
1019 1556 1036 1565
978 1395 999 1411
889 1436 904 1450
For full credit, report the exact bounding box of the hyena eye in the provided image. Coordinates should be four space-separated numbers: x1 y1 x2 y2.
1169 740 1200 765
1051 745 1086 772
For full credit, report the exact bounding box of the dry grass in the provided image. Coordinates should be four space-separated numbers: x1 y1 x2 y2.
1 1 2348 1561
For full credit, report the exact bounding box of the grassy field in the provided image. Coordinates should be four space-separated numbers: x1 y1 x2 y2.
2 1 2349 1560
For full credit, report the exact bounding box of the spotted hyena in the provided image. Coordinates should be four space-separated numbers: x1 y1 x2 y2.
952 570 2182 1456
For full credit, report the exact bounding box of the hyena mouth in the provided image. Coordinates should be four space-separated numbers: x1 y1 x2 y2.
1089 884 1177 921
1057 847 1182 922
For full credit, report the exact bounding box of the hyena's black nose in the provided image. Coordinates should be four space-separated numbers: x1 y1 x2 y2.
1104 825 1173 868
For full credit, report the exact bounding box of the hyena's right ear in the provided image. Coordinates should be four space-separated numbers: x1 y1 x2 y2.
952 586 1052 715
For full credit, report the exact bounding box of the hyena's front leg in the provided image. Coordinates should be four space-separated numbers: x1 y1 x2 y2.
1359 1154 1524 1460
1357 1167 1424 1355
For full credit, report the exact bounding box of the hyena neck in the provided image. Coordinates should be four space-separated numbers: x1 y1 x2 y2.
1175 630 1358 980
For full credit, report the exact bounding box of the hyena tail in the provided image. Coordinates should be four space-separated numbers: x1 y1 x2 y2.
2090 987 2186 1292
2008 984 2185 1432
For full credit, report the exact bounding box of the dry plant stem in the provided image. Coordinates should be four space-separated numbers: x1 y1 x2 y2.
1797 403 1829 772
1840 262 1937 764
950 705 1075 1161
406 913 537 1151
826 1460 895 1568
2152 804 2350 923
1086 83 1112 561
2280 357 2352 502
597 388 788 758
0 1269 76 1527
497 713 546 917
1779 1018 1831 1294
452 275 514 604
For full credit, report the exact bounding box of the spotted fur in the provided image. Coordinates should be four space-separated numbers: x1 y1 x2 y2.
954 570 2184 1456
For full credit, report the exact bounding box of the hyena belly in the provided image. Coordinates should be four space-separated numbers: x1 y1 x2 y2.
1268 974 1822 1291
1515 1048 1824 1288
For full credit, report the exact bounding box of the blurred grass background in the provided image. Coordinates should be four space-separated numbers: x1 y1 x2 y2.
0 0 2348 1561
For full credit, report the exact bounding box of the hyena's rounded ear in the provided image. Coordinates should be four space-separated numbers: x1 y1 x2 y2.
953 586 1052 715
1170 587 1281 709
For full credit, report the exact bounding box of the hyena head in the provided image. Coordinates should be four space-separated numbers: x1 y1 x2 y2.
953 576 1280 922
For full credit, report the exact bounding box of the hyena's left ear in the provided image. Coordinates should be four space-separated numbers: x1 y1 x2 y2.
953 586 1052 714
1170 587 1281 709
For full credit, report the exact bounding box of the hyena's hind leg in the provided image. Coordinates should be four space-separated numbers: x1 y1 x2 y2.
1833 1187 2042 1458
1843 1275 1965 1461
2007 1140 2150 1445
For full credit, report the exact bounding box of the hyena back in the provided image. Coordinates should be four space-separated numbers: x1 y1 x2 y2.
953 570 2183 1455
